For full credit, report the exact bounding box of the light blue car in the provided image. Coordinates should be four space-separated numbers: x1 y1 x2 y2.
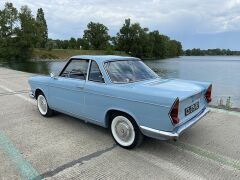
28 55 212 149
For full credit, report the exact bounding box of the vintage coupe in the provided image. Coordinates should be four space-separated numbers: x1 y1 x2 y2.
28 55 212 149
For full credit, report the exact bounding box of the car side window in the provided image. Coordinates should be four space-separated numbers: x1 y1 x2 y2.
88 61 104 83
61 59 89 80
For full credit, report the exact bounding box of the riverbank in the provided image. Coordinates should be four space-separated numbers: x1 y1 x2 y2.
32 48 128 61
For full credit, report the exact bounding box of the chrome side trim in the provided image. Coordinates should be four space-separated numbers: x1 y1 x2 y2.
140 107 210 140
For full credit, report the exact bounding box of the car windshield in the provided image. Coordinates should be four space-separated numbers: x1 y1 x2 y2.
104 60 158 83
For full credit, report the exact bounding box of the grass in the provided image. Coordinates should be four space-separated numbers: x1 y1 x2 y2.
33 48 128 60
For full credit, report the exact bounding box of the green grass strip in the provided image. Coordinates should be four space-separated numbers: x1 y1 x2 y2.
0 132 40 180
168 141 240 170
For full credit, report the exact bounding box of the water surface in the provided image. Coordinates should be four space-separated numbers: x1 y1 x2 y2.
0 56 239 107
144 56 240 108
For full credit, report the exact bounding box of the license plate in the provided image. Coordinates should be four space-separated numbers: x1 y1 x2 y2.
185 101 199 116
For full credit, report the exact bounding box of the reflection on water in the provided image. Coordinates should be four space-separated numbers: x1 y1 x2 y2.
0 56 239 108
0 61 66 75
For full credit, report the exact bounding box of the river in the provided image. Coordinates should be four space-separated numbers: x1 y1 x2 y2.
0 56 239 108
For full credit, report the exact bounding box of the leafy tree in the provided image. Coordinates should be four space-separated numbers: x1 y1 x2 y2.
175 41 183 56
166 40 178 57
0 2 18 38
1 3 185 61
76 38 89 50
114 19 183 58
62 40 69 49
0 2 19 61
45 39 56 50
148 31 169 58
114 19 150 58
0 4 38 61
83 22 110 50
36 8 48 48
113 18 132 53
69 37 77 49
17 5 36 60
185 49 191 56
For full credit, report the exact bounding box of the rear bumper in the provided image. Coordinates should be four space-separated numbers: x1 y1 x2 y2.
140 107 210 140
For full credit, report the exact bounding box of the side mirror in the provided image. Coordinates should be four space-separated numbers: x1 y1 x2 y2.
50 72 58 79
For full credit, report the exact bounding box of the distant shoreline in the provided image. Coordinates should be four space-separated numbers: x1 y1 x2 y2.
184 48 240 56
184 55 240 57
32 49 240 62
32 48 129 61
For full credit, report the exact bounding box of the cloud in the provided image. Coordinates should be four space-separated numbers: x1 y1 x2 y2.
1 0 240 49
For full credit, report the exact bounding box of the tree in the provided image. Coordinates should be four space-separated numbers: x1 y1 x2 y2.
45 39 56 50
36 8 48 48
83 22 110 50
0 2 19 61
69 37 77 49
114 18 149 58
1 2 184 61
0 2 18 38
113 18 132 53
175 41 183 56
17 5 36 60
166 40 178 57
0 3 51 61
76 38 89 50
148 31 169 58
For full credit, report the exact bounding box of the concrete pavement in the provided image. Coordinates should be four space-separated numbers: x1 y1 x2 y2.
0 67 240 180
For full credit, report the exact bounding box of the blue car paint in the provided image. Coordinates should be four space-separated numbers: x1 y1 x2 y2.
28 55 211 138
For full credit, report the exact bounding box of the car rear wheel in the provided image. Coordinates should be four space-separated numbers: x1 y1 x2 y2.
111 115 143 149
37 93 53 117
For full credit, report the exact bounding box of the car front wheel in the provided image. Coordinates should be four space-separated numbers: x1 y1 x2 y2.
111 115 143 149
37 93 53 117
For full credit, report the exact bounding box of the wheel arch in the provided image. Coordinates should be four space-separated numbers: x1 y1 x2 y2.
35 88 45 99
105 109 139 128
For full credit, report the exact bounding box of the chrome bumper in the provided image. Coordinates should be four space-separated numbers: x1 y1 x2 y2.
140 107 210 140
29 90 35 99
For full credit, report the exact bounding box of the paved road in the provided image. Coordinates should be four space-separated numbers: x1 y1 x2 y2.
0 67 240 180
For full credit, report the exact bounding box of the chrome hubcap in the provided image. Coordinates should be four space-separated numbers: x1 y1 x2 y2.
38 95 47 114
111 116 135 146
115 121 131 142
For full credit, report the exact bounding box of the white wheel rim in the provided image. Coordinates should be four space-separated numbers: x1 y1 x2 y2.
111 116 135 147
37 95 48 115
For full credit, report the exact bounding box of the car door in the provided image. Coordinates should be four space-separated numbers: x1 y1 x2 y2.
84 60 108 124
48 59 89 117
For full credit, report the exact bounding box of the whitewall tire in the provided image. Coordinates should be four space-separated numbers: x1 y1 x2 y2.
37 93 53 117
111 115 143 149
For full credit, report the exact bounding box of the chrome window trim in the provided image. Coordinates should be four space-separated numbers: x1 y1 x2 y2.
88 60 105 84
86 59 91 82
59 58 90 82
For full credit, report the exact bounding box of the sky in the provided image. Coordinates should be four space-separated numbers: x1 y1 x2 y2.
1 0 240 50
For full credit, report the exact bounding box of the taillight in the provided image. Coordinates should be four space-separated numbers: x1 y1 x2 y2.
169 98 180 125
205 84 212 103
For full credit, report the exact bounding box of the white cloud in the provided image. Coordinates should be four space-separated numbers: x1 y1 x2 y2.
1 0 240 49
